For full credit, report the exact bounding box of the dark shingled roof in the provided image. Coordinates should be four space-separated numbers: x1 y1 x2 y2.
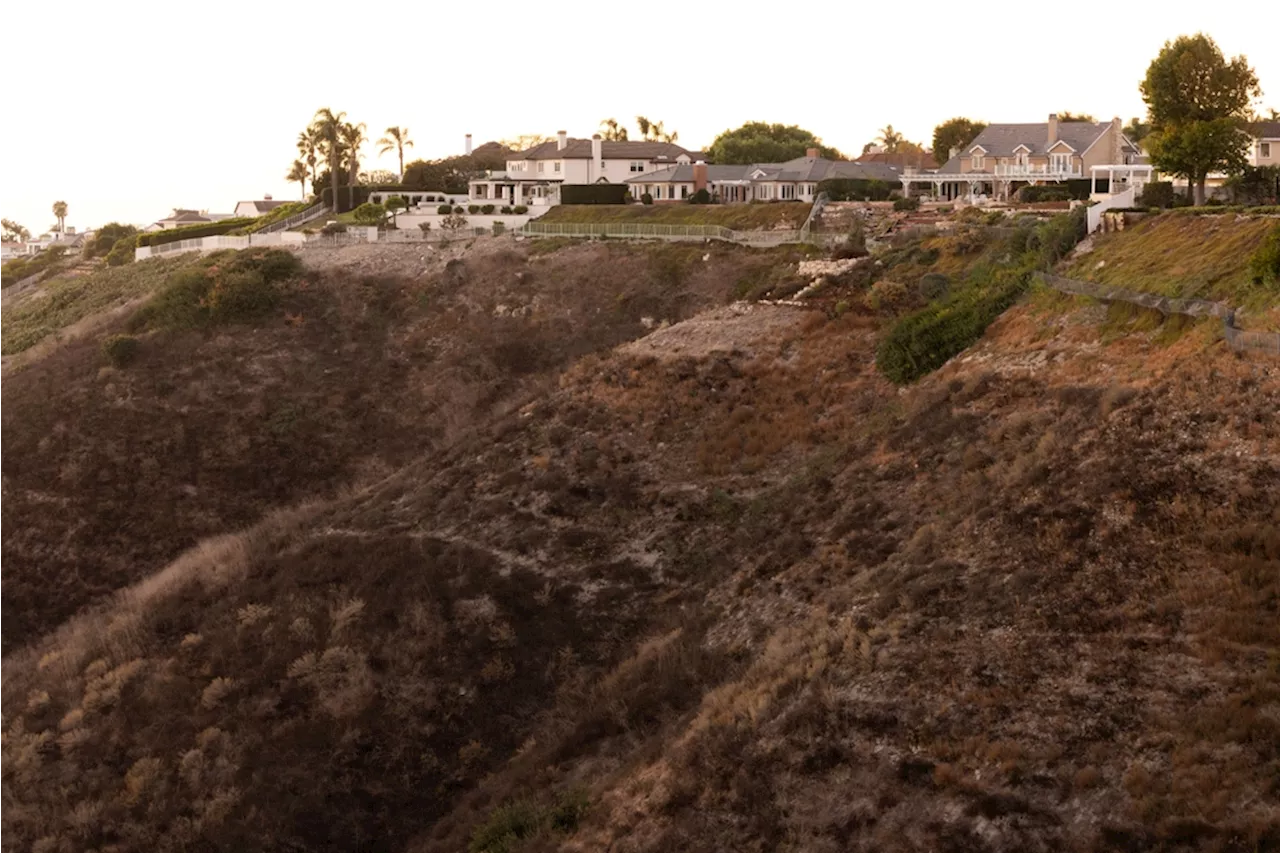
935 120 1140 174
624 157 901 184
515 138 694 161
1253 121 1280 139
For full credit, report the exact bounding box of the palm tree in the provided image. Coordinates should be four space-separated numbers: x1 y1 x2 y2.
340 121 368 185
876 125 906 154
636 116 652 140
297 128 322 185
286 160 309 200
377 127 414 180
599 118 628 141
311 108 347 213
652 120 678 143
51 200 68 233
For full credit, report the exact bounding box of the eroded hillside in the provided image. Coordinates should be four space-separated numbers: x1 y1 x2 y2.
2 221 1278 853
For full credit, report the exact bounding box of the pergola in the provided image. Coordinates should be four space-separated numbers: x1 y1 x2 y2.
1090 164 1154 194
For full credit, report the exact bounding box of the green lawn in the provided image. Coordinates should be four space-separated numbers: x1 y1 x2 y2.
539 203 811 230
2 256 197 355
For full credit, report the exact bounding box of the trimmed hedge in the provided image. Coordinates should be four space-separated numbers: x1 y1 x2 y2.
816 178 893 201
1138 181 1176 208
561 184 630 205
1017 185 1072 203
136 217 259 247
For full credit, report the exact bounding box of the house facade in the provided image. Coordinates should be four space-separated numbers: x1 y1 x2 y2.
901 115 1143 201
468 131 700 205
234 196 293 218
625 151 902 204
144 209 236 232
1249 121 1280 167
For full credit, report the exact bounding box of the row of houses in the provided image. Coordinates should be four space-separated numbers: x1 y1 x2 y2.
145 196 295 231
462 117 1280 207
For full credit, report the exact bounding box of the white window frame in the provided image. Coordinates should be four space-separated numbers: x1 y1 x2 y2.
971 154 984 170
554 161 561 173
1050 152 1071 173
537 162 544 173
681 184 689 199
630 161 645 173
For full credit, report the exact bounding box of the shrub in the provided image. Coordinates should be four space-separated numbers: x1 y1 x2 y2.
454 206 465 214
468 791 588 853
817 178 893 201
468 204 481 214
438 204 453 215
351 202 386 226
84 223 138 259
832 221 868 260
513 205 528 214
1017 185 1072 203
864 279 909 311
131 248 296 330
919 272 950 300
441 214 468 231
500 205 513 214
481 204 495 214
321 221 347 235
206 270 278 322
101 334 140 367
560 184 630 205
105 236 136 266
690 187 712 204
135 217 258 247
492 221 505 236
1248 223 1280 288
641 193 654 205
418 222 432 233
893 196 920 211
1138 181 1176 208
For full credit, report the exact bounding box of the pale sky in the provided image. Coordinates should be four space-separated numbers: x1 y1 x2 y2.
3 0 1276 235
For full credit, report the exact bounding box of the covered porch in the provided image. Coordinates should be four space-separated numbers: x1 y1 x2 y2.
899 171 999 202
1089 164 1154 200
468 176 559 206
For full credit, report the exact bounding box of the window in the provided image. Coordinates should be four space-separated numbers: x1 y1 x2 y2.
758 185 771 200
537 162 544 173
600 160 607 170
971 154 985 170
554 162 561 173
1263 142 1272 158
630 161 645 172
781 184 795 200
681 185 689 199
1050 152 1071 172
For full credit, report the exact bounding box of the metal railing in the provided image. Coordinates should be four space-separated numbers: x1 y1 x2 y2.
518 221 809 245
256 202 330 234
799 192 830 240
1037 273 1280 356
993 165 1084 178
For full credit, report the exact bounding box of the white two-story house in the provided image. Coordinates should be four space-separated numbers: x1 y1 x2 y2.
468 131 701 206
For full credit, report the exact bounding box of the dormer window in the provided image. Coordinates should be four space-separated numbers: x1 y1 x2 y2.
1013 145 1030 168
971 153 984 170
1050 152 1071 172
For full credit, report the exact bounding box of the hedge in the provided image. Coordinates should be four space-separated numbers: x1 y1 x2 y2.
136 217 259 247
817 178 893 201
561 184 630 205
1017 185 1072 203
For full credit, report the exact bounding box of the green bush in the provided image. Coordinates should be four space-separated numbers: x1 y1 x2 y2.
84 223 139 259
130 248 297 330
1248 223 1280 288
492 221 505 235
468 204 481 214
454 206 465 214
438 204 453 215
1138 181 1176 208
135 218 259 247
106 236 136 266
441 214 468 231
817 178 893 201
351 202 386 225
1017 185 1072 203
468 791 588 853
500 205 513 214
321 221 347 235
832 221 868 260
560 184 630 205
513 205 528 214
641 193 654 205
481 204 495 214
893 196 920 211
919 272 950 300
207 270 277 321
101 334 140 367
690 187 712 204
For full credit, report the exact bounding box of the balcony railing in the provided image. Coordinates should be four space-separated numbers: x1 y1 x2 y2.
993 164 1083 178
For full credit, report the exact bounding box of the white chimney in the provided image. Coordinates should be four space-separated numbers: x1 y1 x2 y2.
557 130 568 151
592 134 603 177
465 133 473 155
264 193 272 200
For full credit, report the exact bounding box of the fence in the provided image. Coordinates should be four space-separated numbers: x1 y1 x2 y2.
799 192 830 241
256 202 330 234
1037 273 1280 356
518 221 810 246
1086 186 1137 234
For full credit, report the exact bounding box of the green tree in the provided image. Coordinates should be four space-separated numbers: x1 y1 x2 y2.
2 218 30 242
706 122 841 165
384 195 407 227
311 108 348 213
1140 33 1260 204
286 160 309 200
932 118 987 163
351 202 386 226
84 222 137 258
598 118 628 141
377 126 414 180
1057 112 1096 122
341 121 368 185
1123 117 1151 144
51 201 68 233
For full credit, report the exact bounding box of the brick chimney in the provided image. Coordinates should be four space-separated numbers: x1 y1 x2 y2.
591 134 603 177
557 130 568 151
465 133 473 155
1047 113 1059 148
1110 116 1122 163
693 161 708 194
806 147 819 159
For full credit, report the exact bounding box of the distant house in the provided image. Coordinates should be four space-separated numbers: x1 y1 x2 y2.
902 115 1144 201
144 209 237 232
625 150 902 203
468 131 701 206
233 196 293 218
1249 121 1280 167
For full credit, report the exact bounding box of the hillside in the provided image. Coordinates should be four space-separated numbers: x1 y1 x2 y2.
537 202 810 230
3 222 1278 852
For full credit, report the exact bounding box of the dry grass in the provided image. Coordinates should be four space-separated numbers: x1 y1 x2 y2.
539 202 810 230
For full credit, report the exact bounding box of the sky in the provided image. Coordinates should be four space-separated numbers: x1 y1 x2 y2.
3 0 1277 235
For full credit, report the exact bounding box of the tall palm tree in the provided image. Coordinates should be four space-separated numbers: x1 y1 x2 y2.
599 118 628 141
876 125 906 154
377 127 414 180
311 108 347 213
51 200 68 233
286 160 309 200
636 116 652 140
297 128 322 185
651 120 678 143
340 121 368 185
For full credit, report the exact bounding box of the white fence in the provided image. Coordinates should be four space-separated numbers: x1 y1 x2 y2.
518 221 816 246
135 226 499 259
1086 186 1137 234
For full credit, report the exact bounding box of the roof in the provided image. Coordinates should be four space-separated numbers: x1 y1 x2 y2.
625 157 901 185
514 138 694 161
1253 121 1280 139
238 200 293 214
856 150 939 171
934 120 1140 173
166 211 214 223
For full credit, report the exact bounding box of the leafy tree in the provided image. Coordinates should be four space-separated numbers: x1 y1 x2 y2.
932 118 987 163
2 218 30 242
500 134 550 152
384 195 407 227
377 126 414 179
635 116 678 143
599 118 628 141
359 169 399 185
84 222 137 258
1123 117 1151 144
402 156 491 194
1057 112 1096 122
706 122 841 165
440 213 468 231
351 202 386 226
311 108 348 213
286 160 309 200
1140 34 1260 204
51 201 68 233
105 236 137 267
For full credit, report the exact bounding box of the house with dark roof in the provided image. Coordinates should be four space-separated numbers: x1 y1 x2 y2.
234 196 294 218
143 209 237 232
1249 121 1280 168
624 150 902 203
468 130 701 206
900 114 1144 202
